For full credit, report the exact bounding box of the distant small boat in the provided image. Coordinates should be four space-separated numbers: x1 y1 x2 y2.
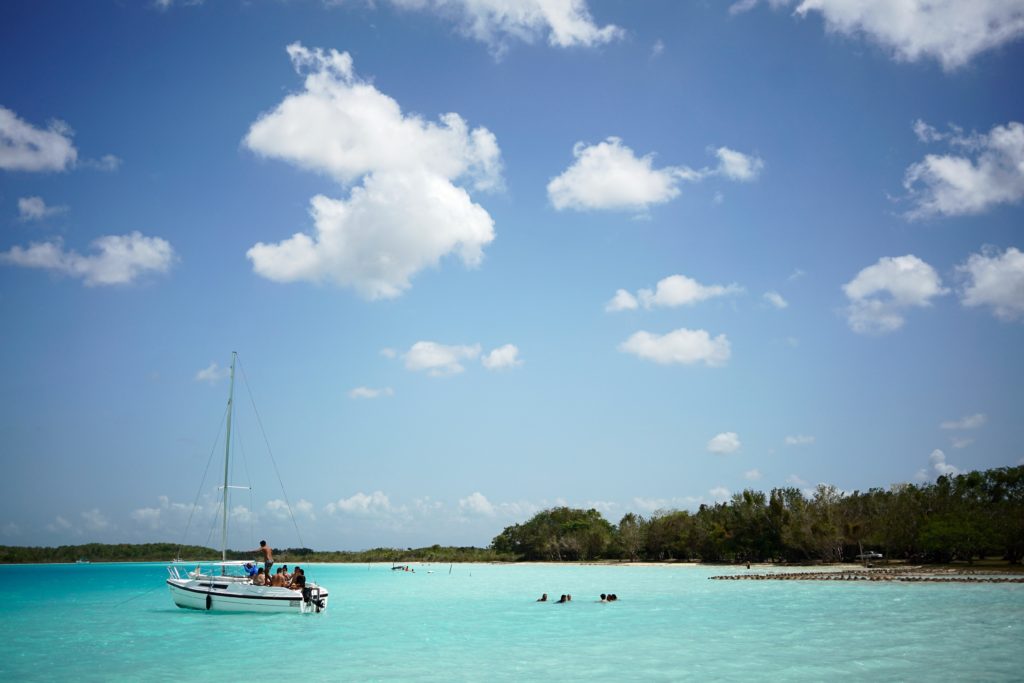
75 559 90 564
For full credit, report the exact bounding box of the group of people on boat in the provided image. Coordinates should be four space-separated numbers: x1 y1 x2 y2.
243 539 306 591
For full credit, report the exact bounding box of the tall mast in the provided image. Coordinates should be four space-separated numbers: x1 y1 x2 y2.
221 351 237 563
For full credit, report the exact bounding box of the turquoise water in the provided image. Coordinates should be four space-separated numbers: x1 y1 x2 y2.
1 562 1022 681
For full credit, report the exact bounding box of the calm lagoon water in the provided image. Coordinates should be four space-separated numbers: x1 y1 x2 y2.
1 562 1021 681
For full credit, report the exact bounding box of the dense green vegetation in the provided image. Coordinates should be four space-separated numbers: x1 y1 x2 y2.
491 466 1024 564
0 543 513 564
4 466 1020 565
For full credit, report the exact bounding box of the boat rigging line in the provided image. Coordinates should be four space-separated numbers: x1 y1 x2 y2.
236 355 305 549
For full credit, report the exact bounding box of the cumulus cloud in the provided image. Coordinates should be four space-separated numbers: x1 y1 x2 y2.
956 246 1024 321
929 448 960 477
0 106 77 172
325 490 393 516
403 341 482 376
481 344 523 370
713 146 764 181
708 432 741 454
744 469 762 481
608 274 743 312
18 196 67 221
733 0 1024 70
386 0 623 53
459 491 495 516
904 121 1024 219
950 437 974 449
195 362 229 383
708 486 732 500
81 508 110 531
548 138 763 212
619 328 731 367
265 498 316 521
605 289 639 312
786 474 807 486
785 434 815 446
349 386 394 399
0 231 176 286
763 291 788 309
244 43 500 299
47 515 72 533
83 154 122 172
130 507 162 529
940 413 987 430
548 138 695 211
842 255 948 333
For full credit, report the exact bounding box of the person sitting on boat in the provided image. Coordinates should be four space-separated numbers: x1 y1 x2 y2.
288 567 306 591
244 562 258 578
253 567 267 586
270 567 288 587
281 565 291 582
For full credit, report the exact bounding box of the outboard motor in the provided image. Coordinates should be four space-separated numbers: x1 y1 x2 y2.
302 586 325 613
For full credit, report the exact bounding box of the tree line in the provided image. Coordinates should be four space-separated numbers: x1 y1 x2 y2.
3 466 1020 565
490 466 1024 564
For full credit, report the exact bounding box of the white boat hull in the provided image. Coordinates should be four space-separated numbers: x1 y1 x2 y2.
167 578 329 613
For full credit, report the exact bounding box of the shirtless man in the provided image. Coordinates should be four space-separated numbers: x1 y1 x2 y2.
270 567 287 587
255 540 274 576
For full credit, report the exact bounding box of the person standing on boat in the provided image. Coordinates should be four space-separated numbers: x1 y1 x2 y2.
254 540 274 576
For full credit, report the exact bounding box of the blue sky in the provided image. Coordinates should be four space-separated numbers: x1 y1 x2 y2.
1 0 1022 551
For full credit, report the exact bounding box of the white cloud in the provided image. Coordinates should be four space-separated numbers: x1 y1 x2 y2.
195 363 229 384
0 106 77 172
842 254 948 333
83 154 122 172
130 507 162 529
404 341 482 376
619 328 731 367
951 437 974 449
940 413 987 430
325 490 393 516
788 268 806 281
387 0 624 53
81 508 109 531
744 469 762 481
708 486 732 500
737 1 1024 70
613 274 743 311
548 138 763 212
459 491 495 516
785 434 815 446
605 289 639 312
904 121 1024 219
47 515 72 533
265 499 315 521
481 344 523 370
928 448 960 477
0 232 175 286
957 246 1024 321
244 43 500 299
763 291 788 309
349 386 394 399
230 505 255 524
708 432 741 454
547 137 695 211
713 146 764 181
786 474 807 486
18 196 67 221
651 39 665 57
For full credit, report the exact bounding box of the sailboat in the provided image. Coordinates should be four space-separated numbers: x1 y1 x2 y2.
166 352 329 613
